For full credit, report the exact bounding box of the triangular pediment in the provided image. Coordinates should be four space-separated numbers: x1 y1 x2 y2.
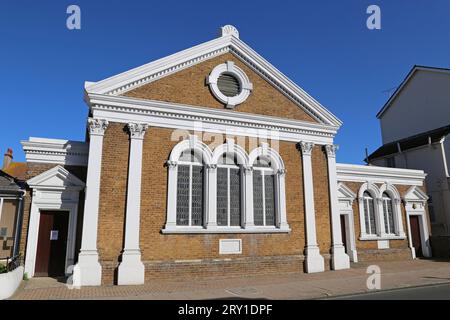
85 26 341 127
403 186 428 202
27 165 85 190
337 182 356 200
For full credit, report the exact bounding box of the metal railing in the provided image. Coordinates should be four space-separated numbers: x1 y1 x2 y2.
0 254 22 273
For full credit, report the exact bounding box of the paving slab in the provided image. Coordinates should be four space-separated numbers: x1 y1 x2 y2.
9 259 450 300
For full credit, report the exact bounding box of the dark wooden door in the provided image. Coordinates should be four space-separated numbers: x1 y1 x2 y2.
340 215 347 254
35 211 69 277
410 215 423 258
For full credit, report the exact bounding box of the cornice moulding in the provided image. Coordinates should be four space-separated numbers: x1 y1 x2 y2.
84 34 342 127
336 163 426 186
21 138 88 166
87 93 338 144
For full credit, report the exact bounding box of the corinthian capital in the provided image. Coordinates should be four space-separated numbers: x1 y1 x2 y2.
243 165 253 174
297 141 314 156
88 118 109 136
206 164 217 171
325 144 339 158
166 160 177 169
127 123 148 139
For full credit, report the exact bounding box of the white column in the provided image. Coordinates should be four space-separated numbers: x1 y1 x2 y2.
394 198 406 237
276 169 289 230
299 141 325 273
164 161 178 231
325 144 350 270
243 165 254 228
118 123 148 285
206 164 218 229
376 198 387 237
73 118 108 287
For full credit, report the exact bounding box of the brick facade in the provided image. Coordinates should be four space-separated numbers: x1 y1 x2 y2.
124 53 317 123
19 163 86 264
97 124 321 284
341 181 428 261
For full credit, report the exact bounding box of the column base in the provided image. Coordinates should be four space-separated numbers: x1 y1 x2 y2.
348 249 358 263
410 247 416 259
118 250 145 285
304 246 325 273
331 245 350 270
72 250 102 287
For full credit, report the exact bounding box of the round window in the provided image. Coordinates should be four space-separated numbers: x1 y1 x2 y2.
217 73 241 97
207 61 253 109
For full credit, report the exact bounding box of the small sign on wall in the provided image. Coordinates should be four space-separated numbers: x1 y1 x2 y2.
50 230 59 241
219 239 242 254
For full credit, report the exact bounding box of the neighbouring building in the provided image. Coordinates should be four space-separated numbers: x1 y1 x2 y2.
368 66 450 239
0 149 26 261
17 26 431 286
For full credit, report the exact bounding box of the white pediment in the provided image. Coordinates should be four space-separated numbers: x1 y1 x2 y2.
84 25 342 127
27 165 85 190
403 185 428 202
337 182 356 200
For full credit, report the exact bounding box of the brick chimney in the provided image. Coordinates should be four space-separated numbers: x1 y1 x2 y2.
2 148 13 170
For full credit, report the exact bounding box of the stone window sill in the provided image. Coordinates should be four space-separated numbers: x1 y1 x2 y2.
359 234 406 241
161 226 291 234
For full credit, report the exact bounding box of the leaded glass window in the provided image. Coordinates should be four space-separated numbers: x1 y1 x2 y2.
363 191 376 235
176 165 190 226
217 167 228 226
253 170 264 226
253 156 277 227
175 149 204 226
264 174 276 226
382 192 395 234
216 153 242 227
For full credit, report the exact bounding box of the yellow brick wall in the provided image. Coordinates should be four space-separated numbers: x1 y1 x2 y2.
342 182 420 251
124 52 317 123
97 124 326 283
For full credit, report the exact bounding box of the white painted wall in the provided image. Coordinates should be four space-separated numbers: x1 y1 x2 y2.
380 70 450 144
0 266 23 300
372 141 450 235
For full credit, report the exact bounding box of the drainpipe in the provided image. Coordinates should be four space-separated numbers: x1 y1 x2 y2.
12 190 26 259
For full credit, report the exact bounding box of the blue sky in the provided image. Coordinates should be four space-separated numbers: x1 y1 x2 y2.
1 1 449 164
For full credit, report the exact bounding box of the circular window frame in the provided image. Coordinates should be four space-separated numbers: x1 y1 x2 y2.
207 61 253 109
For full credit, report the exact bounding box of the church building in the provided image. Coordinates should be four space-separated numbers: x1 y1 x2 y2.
18 26 431 286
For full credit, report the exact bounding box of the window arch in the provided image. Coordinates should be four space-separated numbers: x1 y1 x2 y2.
164 135 212 231
358 182 381 238
358 182 406 240
362 191 377 235
248 143 289 230
163 138 290 233
379 183 405 237
212 139 248 228
176 149 205 226
381 192 395 234
252 155 276 226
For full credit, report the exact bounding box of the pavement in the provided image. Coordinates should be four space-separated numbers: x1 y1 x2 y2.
327 282 450 300
9 259 450 300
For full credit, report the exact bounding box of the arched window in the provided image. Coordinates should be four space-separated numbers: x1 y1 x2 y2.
382 192 395 234
253 156 276 226
216 153 242 227
163 137 290 234
362 191 376 235
176 149 204 226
